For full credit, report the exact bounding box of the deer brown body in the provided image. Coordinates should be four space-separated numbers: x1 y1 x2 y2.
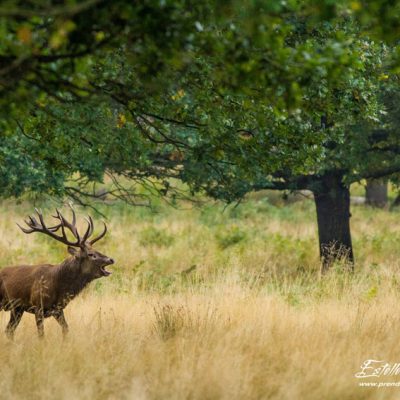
0 207 114 338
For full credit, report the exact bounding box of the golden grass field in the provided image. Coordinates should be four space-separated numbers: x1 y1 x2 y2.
1 194 400 399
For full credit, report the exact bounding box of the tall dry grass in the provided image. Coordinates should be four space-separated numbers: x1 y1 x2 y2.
0 196 400 399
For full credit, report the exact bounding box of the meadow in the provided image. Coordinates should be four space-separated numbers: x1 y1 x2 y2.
1 192 400 399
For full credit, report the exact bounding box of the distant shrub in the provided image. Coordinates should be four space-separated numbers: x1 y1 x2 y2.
152 304 220 341
215 225 247 249
364 286 378 301
153 304 185 341
139 227 174 247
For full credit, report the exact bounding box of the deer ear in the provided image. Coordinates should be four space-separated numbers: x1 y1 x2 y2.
67 246 80 256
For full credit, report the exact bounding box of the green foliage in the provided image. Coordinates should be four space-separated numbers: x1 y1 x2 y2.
364 286 378 301
215 225 247 249
1 0 400 223
139 227 175 247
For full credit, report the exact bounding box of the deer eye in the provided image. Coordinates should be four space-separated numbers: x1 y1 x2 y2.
88 253 96 258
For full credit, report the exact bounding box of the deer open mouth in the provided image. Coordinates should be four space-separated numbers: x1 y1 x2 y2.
100 265 112 276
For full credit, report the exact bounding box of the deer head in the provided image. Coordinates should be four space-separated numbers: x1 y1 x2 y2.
18 206 114 279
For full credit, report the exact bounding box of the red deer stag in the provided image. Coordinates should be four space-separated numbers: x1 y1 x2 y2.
0 207 114 339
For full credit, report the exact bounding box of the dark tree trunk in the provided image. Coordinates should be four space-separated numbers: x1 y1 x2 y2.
365 179 388 208
312 173 354 273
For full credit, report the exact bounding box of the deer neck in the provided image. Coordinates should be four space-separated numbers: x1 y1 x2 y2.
55 257 94 299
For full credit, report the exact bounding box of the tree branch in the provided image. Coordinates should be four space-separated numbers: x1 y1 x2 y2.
359 165 400 180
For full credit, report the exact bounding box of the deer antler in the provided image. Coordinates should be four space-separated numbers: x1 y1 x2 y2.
89 222 107 245
17 205 108 247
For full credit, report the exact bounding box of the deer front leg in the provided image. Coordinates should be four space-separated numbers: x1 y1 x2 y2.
6 308 24 340
35 309 44 338
53 310 69 336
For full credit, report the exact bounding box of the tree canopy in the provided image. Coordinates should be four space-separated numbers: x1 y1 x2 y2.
3 0 400 268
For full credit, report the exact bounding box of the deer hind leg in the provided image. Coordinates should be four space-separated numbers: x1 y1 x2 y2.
35 309 45 339
53 310 69 336
5 308 24 340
